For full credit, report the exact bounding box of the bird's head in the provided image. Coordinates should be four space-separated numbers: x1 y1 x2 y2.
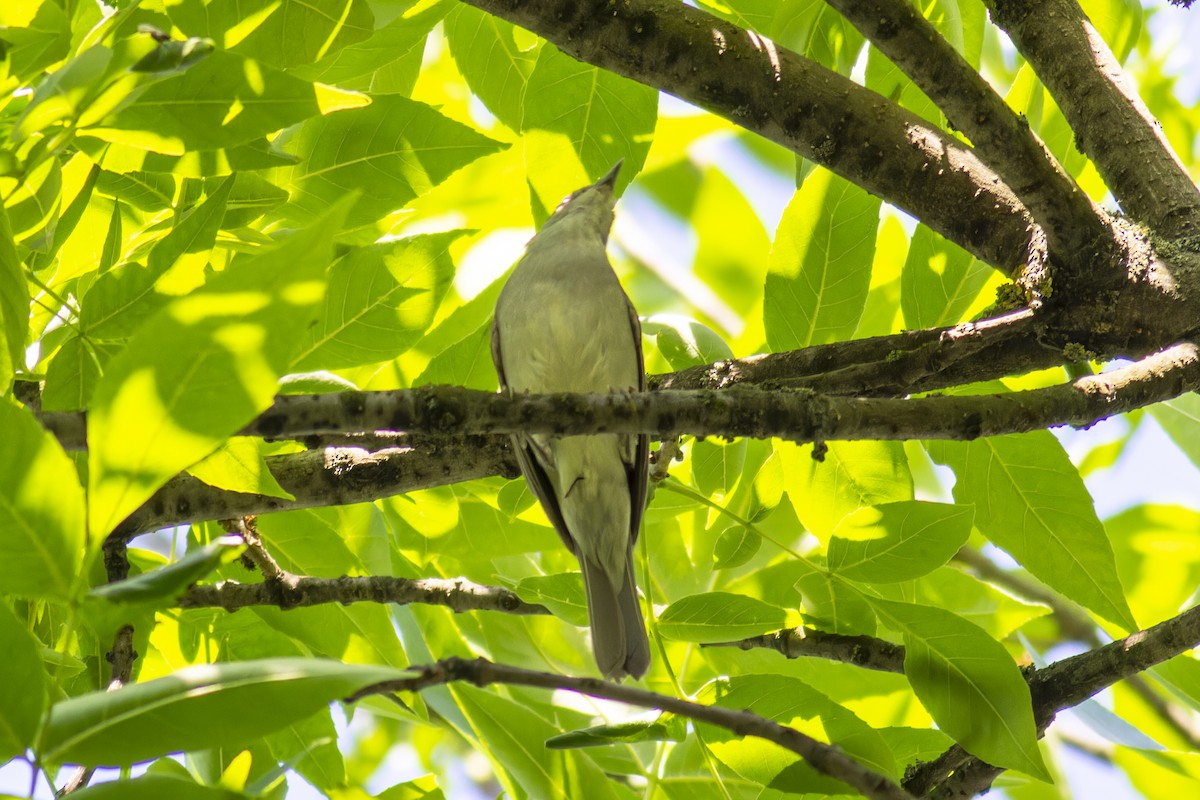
539 161 623 241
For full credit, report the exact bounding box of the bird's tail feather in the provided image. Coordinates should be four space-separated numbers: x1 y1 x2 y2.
582 547 650 680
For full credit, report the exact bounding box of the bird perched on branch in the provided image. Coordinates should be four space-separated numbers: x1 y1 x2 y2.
491 162 650 680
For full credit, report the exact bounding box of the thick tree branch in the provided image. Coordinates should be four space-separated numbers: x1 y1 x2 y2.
35 314 1057 452
825 0 1114 266
245 343 1200 443
988 0 1200 241
105 343 1200 540
348 657 916 800
463 0 1040 274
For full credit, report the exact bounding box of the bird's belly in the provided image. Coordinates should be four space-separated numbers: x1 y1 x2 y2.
502 283 638 394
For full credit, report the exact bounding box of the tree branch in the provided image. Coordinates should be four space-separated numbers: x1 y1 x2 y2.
348 657 916 800
825 0 1114 266
179 573 548 615
463 0 1040 274
987 0 1200 241
105 343 1198 541
652 309 1060 395
707 627 906 673
244 343 1200 443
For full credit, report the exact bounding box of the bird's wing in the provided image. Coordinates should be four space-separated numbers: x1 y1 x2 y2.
491 313 580 556
624 294 650 544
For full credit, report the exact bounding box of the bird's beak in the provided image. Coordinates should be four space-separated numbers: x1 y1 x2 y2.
597 160 623 191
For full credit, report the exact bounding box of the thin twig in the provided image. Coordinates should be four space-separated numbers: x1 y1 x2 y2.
705 627 906 673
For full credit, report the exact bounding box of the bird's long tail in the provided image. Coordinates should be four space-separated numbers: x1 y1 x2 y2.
581 546 650 680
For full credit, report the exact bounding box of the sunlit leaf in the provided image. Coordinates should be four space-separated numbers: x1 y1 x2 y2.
87 200 348 535
927 433 1136 630
0 603 46 761
659 592 787 643
870 598 1050 780
0 399 85 600
765 168 880 350
41 658 407 766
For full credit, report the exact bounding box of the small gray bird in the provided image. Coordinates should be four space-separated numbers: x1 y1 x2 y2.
491 162 650 680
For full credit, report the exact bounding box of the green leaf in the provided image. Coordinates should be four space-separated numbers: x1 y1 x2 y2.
290 231 461 371
926 433 1136 630
780 440 913 540
642 313 735 371
451 684 621 800
828 501 974 583
547 714 686 749
415 319 498 391
0 603 47 761
658 592 787 643
79 260 173 341
0 398 85 600
869 598 1049 780
40 658 407 766
900 224 996 328
98 195 123 273
13 45 112 142
0 206 30 377
512 574 586 626
691 167 771 318
712 524 761 570
68 774 251 800
78 135 299 178
521 43 656 212
877 727 955 773
277 370 359 394
795 571 877 635
1150 394 1200 470
0 0 72 82
699 674 896 793
165 0 375 70
146 175 234 275
692 438 747 497
296 1 446 91
1106 504 1200 627
42 333 102 411
89 51 333 153
873 564 1050 641
276 94 504 230
95 170 176 211
375 775 445 800
764 168 880 350
130 36 216 75
219 172 289 228
187 437 294 500
87 200 347 536
445 4 536 131
769 0 866 74
91 536 243 604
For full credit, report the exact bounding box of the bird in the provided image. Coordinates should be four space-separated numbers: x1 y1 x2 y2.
490 161 651 680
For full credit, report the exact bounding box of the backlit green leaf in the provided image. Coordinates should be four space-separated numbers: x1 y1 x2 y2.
41 658 407 766
926 433 1136 630
659 592 786 643
870 598 1049 780
764 168 880 350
